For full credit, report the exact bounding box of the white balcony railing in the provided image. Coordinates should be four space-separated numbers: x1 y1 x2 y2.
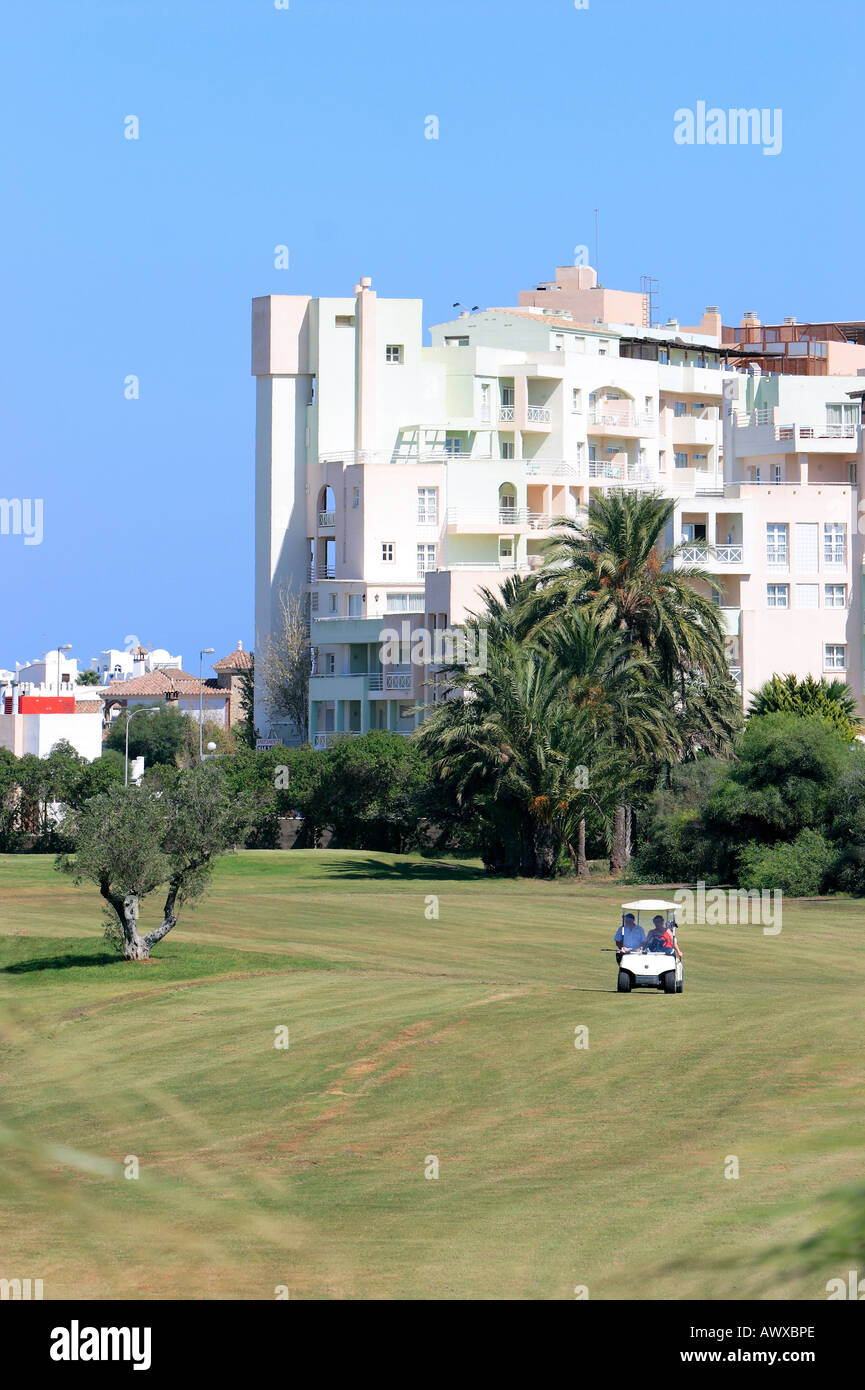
498 406 515 422
318 510 335 528
313 731 361 750
446 508 560 529
588 409 655 429
715 545 743 564
526 405 552 424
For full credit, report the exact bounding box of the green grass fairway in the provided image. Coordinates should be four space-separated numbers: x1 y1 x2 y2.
1 850 863 1300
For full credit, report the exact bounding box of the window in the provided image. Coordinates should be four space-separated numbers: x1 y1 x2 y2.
499 537 514 561
417 487 438 524
771 464 782 483
385 344 403 364
417 543 437 577
675 452 688 469
352 486 360 508
825 644 847 671
328 592 338 613
324 652 335 674
766 523 788 566
554 333 564 351
348 594 362 617
572 388 582 412
501 441 514 460
824 522 846 566
444 437 462 455
796 584 819 609
674 401 687 417
310 592 319 611
693 452 708 465
386 592 425 612
767 584 789 608
574 336 586 352
795 522 818 571
382 542 394 562
850 463 859 486
444 336 469 347
825 583 847 609
480 383 490 422
598 340 609 356
335 314 355 327
501 386 515 407
658 349 669 365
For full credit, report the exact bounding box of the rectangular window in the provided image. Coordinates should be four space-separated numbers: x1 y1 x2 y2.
766 523 788 566
825 583 847 609
324 652 335 674
824 522 846 566
572 388 582 412
328 592 338 613
417 543 437 577
501 386 515 407
501 441 514 460
675 452 688 469
658 348 669 364
767 584 789 608
386 592 425 613
352 486 360 508
674 401 687 417
348 594 362 617
825 643 847 671
444 437 462 455
796 584 819 609
795 522 818 571
480 383 490 422
417 487 438 524
381 542 394 562
444 336 469 347
385 344 403 364
335 314 355 327
771 464 782 483
598 340 609 356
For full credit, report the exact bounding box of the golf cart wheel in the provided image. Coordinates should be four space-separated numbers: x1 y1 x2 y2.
663 971 677 994
676 978 683 994
617 969 632 993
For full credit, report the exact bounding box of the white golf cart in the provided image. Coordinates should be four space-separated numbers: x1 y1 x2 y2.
616 899 683 995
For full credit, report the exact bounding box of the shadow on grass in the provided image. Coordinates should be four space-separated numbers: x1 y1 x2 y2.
2 953 121 974
325 856 487 882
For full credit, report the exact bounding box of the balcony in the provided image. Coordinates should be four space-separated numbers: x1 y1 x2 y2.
313 731 361 750
680 544 745 567
318 510 336 529
445 507 559 533
309 563 336 582
526 405 552 425
588 409 655 432
498 406 515 422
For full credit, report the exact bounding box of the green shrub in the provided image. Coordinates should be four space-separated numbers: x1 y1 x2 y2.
737 828 834 897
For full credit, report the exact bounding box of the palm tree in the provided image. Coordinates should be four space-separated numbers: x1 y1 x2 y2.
538 490 727 688
749 674 860 741
535 490 733 869
417 634 609 877
539 610 677 874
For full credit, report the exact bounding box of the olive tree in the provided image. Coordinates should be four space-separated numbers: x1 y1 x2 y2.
57 762 253 960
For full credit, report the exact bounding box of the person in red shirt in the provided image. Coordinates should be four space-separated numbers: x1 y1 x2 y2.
646 914 682 960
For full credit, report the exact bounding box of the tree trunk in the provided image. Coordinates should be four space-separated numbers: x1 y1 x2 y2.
576 818 590 877
121 894 147 960
623 805 633 865
533 823 557 879
610 806 628 875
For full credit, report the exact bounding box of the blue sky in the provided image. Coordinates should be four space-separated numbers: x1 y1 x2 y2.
1 0 862 673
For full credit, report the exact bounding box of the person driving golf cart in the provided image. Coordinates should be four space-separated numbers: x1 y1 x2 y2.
646 914 682 960
614 912 646 962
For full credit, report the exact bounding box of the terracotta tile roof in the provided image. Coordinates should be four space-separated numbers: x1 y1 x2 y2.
75 699 104 713
213 645 253 672
98 669 228 700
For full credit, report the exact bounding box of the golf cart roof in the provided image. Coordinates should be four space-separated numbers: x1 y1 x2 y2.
621 899 680 912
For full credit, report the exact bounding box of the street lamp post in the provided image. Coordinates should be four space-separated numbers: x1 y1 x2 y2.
199 648 215 761
55 643 72 696
124 706 160 786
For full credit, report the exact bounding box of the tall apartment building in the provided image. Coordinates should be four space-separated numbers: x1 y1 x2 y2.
252 266 865 743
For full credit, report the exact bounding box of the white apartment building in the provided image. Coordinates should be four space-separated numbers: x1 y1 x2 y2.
252 267 865 743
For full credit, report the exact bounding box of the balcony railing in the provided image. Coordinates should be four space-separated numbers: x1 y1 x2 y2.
313 731 361 750
526 406 552 424
728 666 743 690
680 545 744 565
588 409 655 429
446 507 559 529
309 564 336 581
733 412 858 440
498 406 515 422
318 510 335 528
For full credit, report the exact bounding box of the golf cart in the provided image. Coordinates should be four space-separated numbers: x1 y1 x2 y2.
616 899 683 995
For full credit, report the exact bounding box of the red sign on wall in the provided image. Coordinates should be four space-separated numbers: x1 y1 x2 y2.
4 696 77 715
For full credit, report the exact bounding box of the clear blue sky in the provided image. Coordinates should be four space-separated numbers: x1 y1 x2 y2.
1 0 861 673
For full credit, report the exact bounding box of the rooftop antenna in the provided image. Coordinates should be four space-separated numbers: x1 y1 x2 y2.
640 275 660 328
452 302 480 314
